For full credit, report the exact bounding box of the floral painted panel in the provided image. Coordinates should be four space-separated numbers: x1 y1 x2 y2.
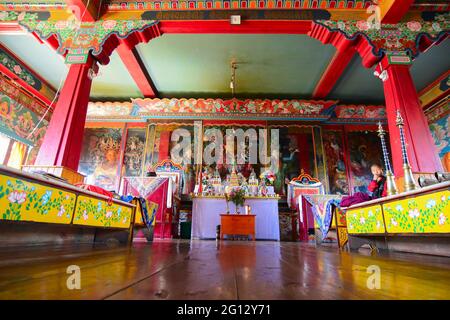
346 205 385 234
73 195 133 228
0 173 76 224
317 13 449 57
429 113 450 171
133 98 328 116
383 190 450 233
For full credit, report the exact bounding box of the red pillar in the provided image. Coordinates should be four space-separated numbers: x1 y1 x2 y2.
377 56 443 176
35 55 98 171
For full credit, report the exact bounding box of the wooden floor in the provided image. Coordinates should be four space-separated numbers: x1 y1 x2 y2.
0 240 450 299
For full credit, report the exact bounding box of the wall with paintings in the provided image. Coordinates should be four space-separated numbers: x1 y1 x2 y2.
123 128 146 177
347 131 384 194
322 127 385 196
0 75 49 165
78 127 123 192
80 121 386 196
270 126 320 196
322 130 349 195
428 112 450 172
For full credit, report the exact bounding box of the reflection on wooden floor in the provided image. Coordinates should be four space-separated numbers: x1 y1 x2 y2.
0 240 449 300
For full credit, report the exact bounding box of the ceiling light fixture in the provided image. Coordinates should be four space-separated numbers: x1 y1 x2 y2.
230 60 237 97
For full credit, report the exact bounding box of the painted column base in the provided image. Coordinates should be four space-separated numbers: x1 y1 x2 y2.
21 165 85 185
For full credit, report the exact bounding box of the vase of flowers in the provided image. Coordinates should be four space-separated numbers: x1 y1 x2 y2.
260 169 275 186
229 187 246 214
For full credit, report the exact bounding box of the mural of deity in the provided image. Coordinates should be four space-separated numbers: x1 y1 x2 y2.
429 113 450 171
347 131 384 194
323 130 349 195
123 129 146 176
78 128 122 191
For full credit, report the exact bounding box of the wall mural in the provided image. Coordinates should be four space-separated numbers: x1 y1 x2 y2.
322 130 348 195
123 128 146 177
429 113 450 171
347 131 384 194
334 105 386 119
0 91 48 164
78 128 122 192
133 98 330 117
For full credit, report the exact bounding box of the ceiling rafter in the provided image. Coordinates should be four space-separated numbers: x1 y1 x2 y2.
116 44 158 98
380 0 415 23
312 47 356 99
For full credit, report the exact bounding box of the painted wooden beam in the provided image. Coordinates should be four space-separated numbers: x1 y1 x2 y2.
418 70 450 109
158 20 311 34
312 48 356 99
380 0 414 23
116 44 158 98
65 0 103 22
0 43 56 106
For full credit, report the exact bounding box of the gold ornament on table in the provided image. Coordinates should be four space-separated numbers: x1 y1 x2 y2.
229 164 239 187
396 110 418 192
377 122 398 196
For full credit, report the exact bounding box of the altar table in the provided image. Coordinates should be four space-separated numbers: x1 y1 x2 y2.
192 196 280 241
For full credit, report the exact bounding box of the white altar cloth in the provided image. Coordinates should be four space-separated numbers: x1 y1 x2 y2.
192 197 280 241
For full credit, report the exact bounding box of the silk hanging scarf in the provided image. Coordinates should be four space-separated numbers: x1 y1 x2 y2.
138 197 158 229
123 177 169 229
305 195 341 237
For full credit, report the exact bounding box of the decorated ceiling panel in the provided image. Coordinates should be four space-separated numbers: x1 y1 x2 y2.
91 51 143 100
136 34 336 98
410 39 450 93
0 33 68 88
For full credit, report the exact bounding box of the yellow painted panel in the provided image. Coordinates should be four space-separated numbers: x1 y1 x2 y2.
383 190 450 233
0 174 76 224
73 195 132 229
346 205 385 234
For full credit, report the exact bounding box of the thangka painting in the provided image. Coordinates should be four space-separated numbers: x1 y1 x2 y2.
123 128 146 177
347 131 384 194
275 127 315 196
169 125 195 195
322 130 348 195
78 128 122 192
429 113 450 171
0 91 48 164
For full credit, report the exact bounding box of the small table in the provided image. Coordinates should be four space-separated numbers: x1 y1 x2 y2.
220 214 256 241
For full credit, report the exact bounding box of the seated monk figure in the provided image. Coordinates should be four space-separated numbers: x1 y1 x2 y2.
368 163 387 199
340 163 387 207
